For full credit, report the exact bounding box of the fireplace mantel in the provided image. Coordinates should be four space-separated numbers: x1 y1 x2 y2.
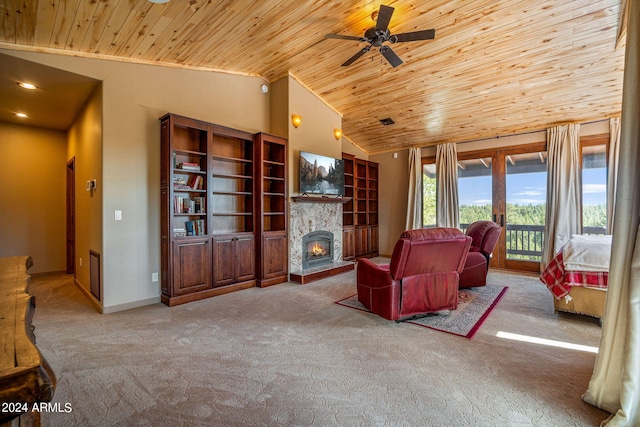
291 196 352 204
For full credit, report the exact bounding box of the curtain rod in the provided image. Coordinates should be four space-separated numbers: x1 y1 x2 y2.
456 118 610 146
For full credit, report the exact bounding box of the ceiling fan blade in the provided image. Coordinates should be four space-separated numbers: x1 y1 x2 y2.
380 46 403 68
325 34 365 41
375 5 394 32
342 46 371 66
393 29 436 43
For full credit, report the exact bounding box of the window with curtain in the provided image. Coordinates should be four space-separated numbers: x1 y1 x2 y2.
422 163 436 227
582 144 607 234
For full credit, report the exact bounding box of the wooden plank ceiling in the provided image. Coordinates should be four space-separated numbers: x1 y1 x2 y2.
0 0 625 154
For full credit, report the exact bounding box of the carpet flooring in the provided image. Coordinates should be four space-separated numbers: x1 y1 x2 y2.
28 264 608 426
336 285 508 338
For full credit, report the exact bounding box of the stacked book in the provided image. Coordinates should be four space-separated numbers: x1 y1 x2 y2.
177 162 201 171
173 227 187 237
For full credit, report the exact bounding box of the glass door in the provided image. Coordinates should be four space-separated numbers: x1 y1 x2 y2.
457 157 493 232
503 151 547 271
450 143 547 271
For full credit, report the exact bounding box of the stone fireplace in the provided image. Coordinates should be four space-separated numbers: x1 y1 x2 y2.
302 230 334 269
289 200 343 273
289 199 355 283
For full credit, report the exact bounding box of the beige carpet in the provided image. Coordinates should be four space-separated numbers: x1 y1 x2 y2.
29 263 608 426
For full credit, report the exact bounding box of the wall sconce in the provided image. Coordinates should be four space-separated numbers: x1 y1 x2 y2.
334 128 343 140
291 114 302 128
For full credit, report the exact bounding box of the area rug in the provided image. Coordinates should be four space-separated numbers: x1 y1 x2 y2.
335 285 508 338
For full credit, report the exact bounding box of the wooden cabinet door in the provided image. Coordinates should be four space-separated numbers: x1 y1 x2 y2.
235 234 256 282
213 234 255 286
172 239 211 295
368 225 379 254
342 226 355 260
261 232 288 279
212 235 235 287
355 226 368 257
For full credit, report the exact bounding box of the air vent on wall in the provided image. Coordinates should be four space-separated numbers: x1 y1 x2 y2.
380 118 395 126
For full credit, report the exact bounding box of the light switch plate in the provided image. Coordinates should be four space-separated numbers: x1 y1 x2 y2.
115 210 122 221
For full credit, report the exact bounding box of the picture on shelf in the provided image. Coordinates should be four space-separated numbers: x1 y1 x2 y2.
299 151 344 196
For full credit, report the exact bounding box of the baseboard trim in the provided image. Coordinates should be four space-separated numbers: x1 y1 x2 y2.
73 278 160 314
74 278 103 313
102 296 161 314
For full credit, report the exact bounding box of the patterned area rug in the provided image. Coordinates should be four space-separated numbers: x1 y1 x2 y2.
336 285 508 338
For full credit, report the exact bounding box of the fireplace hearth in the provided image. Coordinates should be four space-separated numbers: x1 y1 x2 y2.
302 230 334 270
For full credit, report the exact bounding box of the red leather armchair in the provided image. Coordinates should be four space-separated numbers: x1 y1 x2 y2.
356 228 471 321
459 221 501 288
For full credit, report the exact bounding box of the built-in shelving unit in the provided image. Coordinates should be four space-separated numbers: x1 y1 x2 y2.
254 132 289 287
160 113 288 306
342 154 378 260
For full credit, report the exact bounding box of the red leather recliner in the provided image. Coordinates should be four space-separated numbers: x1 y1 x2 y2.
356 228 471 321
459 221 501 288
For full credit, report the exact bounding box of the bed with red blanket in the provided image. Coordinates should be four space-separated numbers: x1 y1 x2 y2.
540 234 610 318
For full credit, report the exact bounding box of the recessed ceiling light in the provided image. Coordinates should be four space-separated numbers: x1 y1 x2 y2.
148 0 170 3
15 112 29 118
18 82 38 90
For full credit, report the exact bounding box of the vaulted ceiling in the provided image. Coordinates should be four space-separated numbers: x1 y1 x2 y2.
0 0 626 154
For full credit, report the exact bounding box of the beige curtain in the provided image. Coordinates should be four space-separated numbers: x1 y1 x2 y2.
405 147 422 230
541 124 582 267
607 117 622 234
583 1 640 424
435 143 459 228
616 0 629 49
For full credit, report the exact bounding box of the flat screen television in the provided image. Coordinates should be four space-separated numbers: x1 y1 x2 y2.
299 151 345 196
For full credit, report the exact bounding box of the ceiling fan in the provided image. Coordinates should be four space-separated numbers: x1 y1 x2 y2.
325 5 435 68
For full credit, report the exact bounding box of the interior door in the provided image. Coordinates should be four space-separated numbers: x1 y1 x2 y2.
66 158 75 275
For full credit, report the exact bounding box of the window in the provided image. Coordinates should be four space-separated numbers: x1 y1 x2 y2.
582 144 607 234
458 158 492 230
422 163 436 227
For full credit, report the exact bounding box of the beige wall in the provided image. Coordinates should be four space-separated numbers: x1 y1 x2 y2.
0 122 66 273
3 49 270 312
284 76 343 196
342 138 368 160
67 85 103 298
371 150 409 256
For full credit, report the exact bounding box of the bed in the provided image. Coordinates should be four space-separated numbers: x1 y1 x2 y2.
540 234 611 318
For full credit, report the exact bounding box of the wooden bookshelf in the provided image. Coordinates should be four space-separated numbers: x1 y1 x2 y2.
161 113 279 306
254 133 289 287
344 154 378 259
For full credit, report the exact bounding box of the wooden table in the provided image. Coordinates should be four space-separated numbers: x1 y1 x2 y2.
0 256 56 427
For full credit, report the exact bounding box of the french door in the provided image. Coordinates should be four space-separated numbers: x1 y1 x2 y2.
458 142 547 272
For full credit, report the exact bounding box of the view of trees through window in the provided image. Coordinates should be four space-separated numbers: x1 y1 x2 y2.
582 145 607 232
422 144 607 263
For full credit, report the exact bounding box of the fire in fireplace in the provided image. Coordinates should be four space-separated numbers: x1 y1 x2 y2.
302 230 334 269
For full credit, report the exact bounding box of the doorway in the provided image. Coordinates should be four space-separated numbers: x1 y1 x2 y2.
66 158 76 276
458 142 548 272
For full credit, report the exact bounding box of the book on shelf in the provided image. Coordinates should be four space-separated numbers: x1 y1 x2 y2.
173 227 187 237
185 219 206 236
177 162 201 171
173 196 205 214
187 175 204 190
